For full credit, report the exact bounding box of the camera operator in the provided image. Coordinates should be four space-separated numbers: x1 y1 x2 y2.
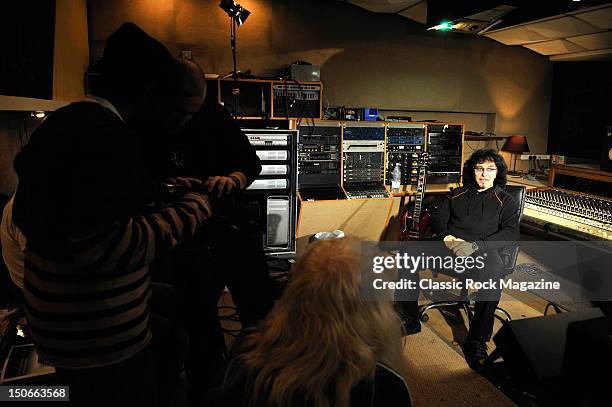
11 24 212 406
134 58 275 402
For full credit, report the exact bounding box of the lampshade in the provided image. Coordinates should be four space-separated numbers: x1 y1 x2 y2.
501 135 530 154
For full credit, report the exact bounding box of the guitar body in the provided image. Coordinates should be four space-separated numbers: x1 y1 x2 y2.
400 207 431 241
397 152 431 241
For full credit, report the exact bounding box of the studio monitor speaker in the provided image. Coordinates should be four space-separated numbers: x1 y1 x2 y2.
560 314 611 406
492 307 605 382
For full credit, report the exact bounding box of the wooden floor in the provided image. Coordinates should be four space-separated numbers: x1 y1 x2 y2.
405 289 544 407
403 321 515 407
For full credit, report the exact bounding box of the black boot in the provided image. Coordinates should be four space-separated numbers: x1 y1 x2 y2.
400 315 422 336
463 339 488 370
395 301 421 336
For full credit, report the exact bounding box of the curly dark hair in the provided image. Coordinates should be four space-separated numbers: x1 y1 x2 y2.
461 148 508 190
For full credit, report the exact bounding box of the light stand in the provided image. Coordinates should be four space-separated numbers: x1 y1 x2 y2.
219 0 250 80
230 16 237 79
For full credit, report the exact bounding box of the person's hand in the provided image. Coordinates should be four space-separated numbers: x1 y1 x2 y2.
205 176 238 198
164 176 203 189
452 241 478 257
443 235 462 250
183 192 212 217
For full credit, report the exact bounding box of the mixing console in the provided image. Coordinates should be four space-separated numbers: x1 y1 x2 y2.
524 188 612 240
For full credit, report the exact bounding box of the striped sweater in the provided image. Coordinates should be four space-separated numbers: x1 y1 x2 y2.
23 192 211 368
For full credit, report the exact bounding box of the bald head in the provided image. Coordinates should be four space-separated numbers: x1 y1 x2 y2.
169 59 206 101
155 58 207 135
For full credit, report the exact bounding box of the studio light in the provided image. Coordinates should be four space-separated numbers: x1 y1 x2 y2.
218 0 252 82
219 0 251 26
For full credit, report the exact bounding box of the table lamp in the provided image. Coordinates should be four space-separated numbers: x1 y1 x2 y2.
501 135 529 175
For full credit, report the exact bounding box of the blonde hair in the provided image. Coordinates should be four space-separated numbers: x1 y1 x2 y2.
223 237 408 407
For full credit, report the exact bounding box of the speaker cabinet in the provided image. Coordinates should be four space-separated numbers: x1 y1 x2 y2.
493 308 605 382
561 314 611 406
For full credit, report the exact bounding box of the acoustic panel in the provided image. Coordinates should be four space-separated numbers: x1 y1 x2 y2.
524 39 586 55
576 5 612 29
485 27 549 45
567 31 612 51
526 16 600 40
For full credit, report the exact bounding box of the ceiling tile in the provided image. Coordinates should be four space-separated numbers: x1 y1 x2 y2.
549 48 612 61
566 31 612 50
524 39 587 55
524 16 600 39
484 27 550 45
398 1 427 24
346 0 423 14
465 5 516 23
574 5 612 29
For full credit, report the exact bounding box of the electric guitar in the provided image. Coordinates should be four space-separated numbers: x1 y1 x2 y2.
399 153 430 241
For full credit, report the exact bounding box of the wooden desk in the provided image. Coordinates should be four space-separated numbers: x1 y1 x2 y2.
389 184 454 197
295 183 456 255
507 176 548 190
296 197 395 255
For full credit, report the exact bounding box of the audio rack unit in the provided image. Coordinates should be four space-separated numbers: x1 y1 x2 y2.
385 123 426 186
243 128 298 254
342 123 389 199
272 81 322 120
425 123 464 184
297 121 346 200
214 78 323 121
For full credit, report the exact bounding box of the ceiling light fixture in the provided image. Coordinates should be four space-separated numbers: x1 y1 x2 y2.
428 21 455 31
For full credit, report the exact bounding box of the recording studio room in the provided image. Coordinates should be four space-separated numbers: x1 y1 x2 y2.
1 1 611 406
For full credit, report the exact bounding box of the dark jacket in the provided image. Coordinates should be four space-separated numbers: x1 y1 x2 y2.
217 362 412 407
13 102 157 257
429 185 520 250
137 98 261 186
11 101 211 368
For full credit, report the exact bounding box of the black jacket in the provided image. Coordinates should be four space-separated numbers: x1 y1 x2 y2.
137 99 261 186
217 363 412 407
429 185 520 250
13 102 155 258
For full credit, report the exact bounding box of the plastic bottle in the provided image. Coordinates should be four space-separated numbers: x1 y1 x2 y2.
392 163 401 192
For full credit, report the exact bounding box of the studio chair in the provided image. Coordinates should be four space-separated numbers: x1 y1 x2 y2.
418 185 527 328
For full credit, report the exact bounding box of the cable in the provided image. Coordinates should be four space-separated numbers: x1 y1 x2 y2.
283 77 289 123
289 79 316 135
289 79 307 127
464 139 479 152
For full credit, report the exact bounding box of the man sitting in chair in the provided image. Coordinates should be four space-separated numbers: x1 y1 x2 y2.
398 148 520 369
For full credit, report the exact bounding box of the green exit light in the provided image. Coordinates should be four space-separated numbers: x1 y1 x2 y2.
438 21 453 30
428 21 455 31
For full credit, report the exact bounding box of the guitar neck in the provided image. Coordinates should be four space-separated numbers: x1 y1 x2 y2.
412 166 428 229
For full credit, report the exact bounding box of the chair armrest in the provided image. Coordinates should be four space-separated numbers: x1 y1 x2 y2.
500 244 520 271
